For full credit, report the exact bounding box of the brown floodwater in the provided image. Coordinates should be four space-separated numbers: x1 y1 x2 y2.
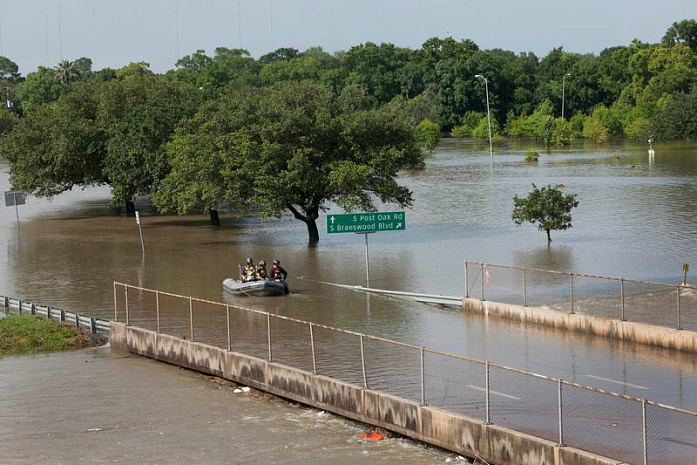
1 139 697 415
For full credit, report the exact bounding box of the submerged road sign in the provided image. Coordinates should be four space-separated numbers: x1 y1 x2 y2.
327 211 406 234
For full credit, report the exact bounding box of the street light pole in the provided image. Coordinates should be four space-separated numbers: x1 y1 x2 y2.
475 74 493 157
562 73 571 119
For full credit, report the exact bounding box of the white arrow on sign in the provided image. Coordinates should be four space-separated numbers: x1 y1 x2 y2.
396 223 402 229
330 216 335 224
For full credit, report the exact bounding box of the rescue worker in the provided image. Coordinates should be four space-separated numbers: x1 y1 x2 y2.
270 259 289 294
271 259 288 281
241 257 256 282
256 259 268 280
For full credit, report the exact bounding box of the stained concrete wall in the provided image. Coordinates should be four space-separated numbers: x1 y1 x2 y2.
464 298 697 354
111 322 620 465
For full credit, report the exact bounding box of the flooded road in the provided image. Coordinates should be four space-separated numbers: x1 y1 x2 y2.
0 346 453 464
1 139 697 415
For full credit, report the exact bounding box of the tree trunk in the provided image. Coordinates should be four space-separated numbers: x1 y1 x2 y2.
287 203 320 244
209 208 220 227
546 229 552 243
125 199 135 215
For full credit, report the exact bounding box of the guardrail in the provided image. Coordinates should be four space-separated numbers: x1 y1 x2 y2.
114 281 697 465
465 261 697 331
1 294 110 337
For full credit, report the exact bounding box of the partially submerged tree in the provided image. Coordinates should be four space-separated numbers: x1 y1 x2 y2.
154 81 425 243
512 184 579 242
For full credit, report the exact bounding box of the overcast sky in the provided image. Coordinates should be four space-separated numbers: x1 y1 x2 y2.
1 0 695 75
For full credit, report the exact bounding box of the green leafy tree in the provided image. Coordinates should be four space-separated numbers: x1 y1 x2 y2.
472 115 500 140
0 56 21 82
651 91 697 140
16 66 67 112
512 184 579 243
155 81 425 243
415 118 441 150
662 19 697 52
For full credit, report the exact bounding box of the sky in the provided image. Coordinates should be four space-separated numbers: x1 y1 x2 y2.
0 0 695 75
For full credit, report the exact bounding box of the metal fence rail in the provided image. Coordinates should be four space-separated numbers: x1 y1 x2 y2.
465 261 697 331
1 294 111 336
114 281 697 465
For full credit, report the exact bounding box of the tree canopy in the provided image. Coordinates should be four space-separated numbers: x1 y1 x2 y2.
512 184 579 243
154 81 425 242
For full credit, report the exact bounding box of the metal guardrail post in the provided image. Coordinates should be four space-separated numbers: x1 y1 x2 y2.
677 286 682 330
309 322 317 374
60 309 65 322
267 313 272 362
18 300 22 315
226 304 231 351
420 347 426 406
155 291 160 334
113 282 118 322
3 295 8 307
47 307 52 319
90 317 96 334
124 285 129 326
621 279 626 321
523 269 528 307
642 399 648 465
189 296 194 342
464 261 469 298
75 313 80 328
485 361 491 425
557 379 564 446
360 334 368 389
569 275 575 314
31 303 35 315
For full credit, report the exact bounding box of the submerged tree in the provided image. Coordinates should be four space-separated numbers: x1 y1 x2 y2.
154 81 425 243
511 184 579 243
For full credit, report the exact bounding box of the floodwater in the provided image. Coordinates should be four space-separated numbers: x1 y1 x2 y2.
0 346 455 464
1 139 697 413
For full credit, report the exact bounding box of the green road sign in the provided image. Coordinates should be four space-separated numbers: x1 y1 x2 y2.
327 211 406 234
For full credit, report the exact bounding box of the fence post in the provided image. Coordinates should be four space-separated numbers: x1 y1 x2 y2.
60 309 65 322
420 347 426 406
569 275 575 314
124 285 129 326
481 264 486 301
18 300 22 315
557 379 564 446
31 303 36 315
47 306 52 319
90 318 97 334
226 304 231 351
642 399 648 465
113 282 118 322
485 361 491 425
3 295 8 307
523 268 528 307
267 313 272 362
621 279 626 321
309 322 317 374
464 261 469 298
75 313 80 328
189 296 194 342
155 291 160 334
360 334 368 389
677 286 682 330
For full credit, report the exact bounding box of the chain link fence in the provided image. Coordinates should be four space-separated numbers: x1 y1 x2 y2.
114 282 697 465
465 261 697 331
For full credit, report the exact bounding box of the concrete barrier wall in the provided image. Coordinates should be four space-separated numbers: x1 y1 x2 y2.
111 322 620 465
464 297 697 354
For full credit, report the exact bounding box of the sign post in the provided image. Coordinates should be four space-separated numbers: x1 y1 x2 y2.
4 191 26 227
327 211 406 287
135 211 145 254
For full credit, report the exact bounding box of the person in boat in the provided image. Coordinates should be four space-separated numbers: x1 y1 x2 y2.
241 257 256 282
256 259 268 280
270 259 289 294
271 259 287 281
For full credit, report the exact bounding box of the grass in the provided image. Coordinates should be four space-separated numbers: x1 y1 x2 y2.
0 315 104 356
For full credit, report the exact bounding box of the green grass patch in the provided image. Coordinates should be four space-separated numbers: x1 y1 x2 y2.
0 315 103 356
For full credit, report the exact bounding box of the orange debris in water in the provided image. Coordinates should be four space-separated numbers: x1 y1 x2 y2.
360 432 384 441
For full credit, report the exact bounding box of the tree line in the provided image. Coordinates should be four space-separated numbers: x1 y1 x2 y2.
0 19 694 241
